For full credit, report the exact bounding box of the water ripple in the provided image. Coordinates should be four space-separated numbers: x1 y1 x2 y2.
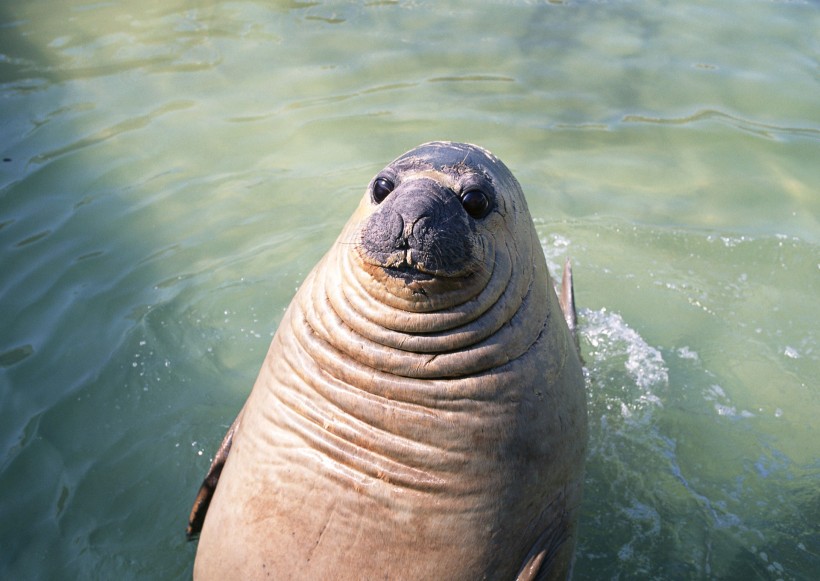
30 100 195 165
0 344 34 367
623 109 820 141
427 74 515 83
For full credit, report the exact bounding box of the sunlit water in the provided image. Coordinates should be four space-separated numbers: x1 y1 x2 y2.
1 1 818 579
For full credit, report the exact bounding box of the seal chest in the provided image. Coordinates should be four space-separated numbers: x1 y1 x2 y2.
188 142 587 580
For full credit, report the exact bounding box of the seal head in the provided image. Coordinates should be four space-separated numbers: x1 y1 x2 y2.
355 142 523 308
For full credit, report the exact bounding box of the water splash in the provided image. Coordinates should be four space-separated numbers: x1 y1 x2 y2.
582 307 668 396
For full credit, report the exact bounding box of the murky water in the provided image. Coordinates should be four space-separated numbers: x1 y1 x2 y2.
1 1 818 579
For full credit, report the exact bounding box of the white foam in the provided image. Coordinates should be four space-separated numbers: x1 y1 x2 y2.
784 346 800 359
540 232 574 277
582 307 669 391
705 383 755 419
677 346 699 361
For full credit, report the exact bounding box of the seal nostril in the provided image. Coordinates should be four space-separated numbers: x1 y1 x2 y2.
461 189 490 219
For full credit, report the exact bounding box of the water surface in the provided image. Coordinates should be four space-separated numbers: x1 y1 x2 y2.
1 1 818 579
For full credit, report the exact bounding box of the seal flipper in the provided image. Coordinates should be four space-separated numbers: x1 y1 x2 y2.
558 258 577 340
186 405 244 540
514 517 570 581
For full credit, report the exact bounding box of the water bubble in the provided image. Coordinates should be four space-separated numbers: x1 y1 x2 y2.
676 346 699 361
617 543 633 561
707 384 727 399
784 346 800 359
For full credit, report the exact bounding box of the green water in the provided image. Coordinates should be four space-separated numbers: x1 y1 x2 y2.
1 0 817 579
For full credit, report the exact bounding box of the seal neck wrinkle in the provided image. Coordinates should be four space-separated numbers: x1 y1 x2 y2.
270 303 523 498
296 233 547 380
267 259 550 495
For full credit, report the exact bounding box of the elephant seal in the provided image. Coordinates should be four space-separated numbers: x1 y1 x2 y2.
187 142 587 580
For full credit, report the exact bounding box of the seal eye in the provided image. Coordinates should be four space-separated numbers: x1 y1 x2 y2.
372 177 394 204
460 189 490 219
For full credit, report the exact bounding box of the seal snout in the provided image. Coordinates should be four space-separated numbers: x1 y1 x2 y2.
359 178 476 280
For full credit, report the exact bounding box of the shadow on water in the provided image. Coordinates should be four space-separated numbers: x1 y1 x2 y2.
0 3 378 578
0 4 228 578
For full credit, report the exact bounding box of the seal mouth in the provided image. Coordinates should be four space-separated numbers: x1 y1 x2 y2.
383 264 437 283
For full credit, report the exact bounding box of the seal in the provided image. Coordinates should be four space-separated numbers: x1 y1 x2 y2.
187 142 587 580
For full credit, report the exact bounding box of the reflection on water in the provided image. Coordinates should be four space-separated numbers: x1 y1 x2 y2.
1 0 818 579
